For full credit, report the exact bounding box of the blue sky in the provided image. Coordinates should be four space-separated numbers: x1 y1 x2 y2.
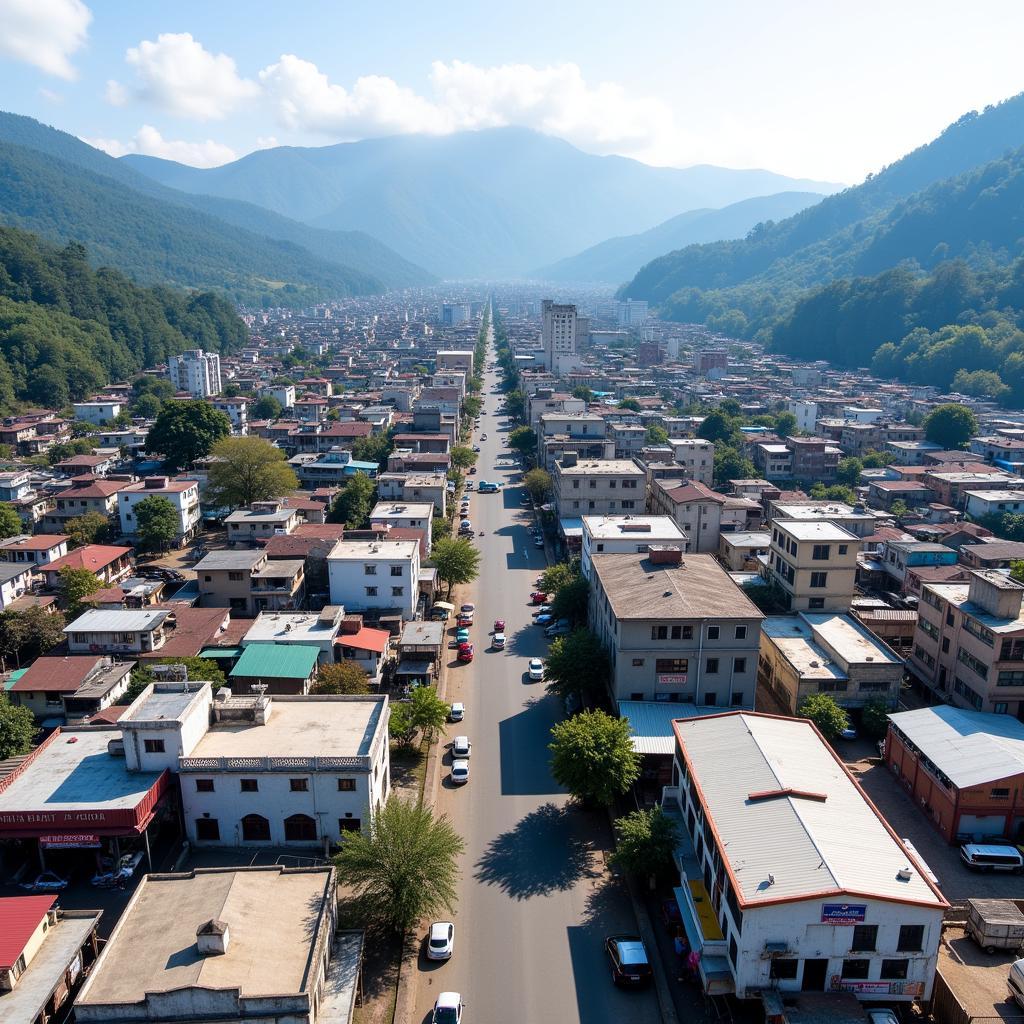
2 0 1024 181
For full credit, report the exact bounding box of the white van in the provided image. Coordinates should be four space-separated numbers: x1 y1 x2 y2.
1008 958 1024 1009
959 843 1024 873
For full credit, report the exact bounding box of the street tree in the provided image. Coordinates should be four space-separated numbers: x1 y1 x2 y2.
610 806 679 883
551 575 589 625
924 403 978 450
540 561 578 595
251 394 283 420
507 425 537 459
449 446 478 474
208 436 299 508
522 468 552 503
58 566 101 617
0 502 22 539
146 400 231 471
549 710 641 806
409 685 450 741
312 661 371 694
329 472 376 528
797 693 849 741
0 607 66 667
66 511 110 548
462 396 482 419
134 495 179 551
0 696 35 760
430 537 481 598
388 703 417 749
544 628 609 701
333 795 465 933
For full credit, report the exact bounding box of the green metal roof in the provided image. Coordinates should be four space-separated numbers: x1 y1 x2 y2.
199 646 243 660
230 643 320 679
3 667 26 690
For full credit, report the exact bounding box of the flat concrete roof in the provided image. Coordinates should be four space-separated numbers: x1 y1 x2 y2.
194 550 264 571
190 697 384 760
121 685 208 727
370 502 434 518
243 612 338 645
775 520 859 541
582 515 685 541
761 618 848 680
327 539 418 560
76 868 332 1004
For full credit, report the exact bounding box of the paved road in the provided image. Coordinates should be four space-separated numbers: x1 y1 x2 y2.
413 321 659 1023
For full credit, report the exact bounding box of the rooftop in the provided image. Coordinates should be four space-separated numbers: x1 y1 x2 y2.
242 612 340 646
775 521 859 542
63 608 169 635
582 515 686 541
230 643 320 679
556 459 644 476
193 550 265 571
327 539 419 560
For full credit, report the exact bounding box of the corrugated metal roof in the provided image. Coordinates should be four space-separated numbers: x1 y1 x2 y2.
230 643 320 679
62 608 169 633
618 701 721 755
676 713 944 907
0 895 55 968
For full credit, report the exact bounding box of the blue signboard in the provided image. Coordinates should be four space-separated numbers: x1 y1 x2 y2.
821 903 867 925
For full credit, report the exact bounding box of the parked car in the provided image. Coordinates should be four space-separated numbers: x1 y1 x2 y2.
452 735 472 758
605 934 653 987
528 658 544 681
22 871 68 892
450 760 470 785
492 632 506 649
427 922 455 961
532 604 552 617
455 627 471 643
839 722 858 740
457 644 474 663
545 623 571 639
530 591 548 604
535 613 554 626
432 992 464 1023
448 702 465 722
461 604 475 614
456 613 473 628
534 536 545 548
493 618 505 632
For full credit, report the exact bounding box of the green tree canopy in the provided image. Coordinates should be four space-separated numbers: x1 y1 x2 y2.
618 398 642 412
522 468 552 502
430 537 481 598
507 425 537 458
609 806 679 882
551 576 589 625
146 400 231 471
449 446 478 472
797 692 849 741
0 502 21 539
924 403 978 450
134 495 180 551
328 472 376 528
645 424 669 445
544 628 609 701
251 394 282 420
408 684 450 741
549 709 641 806
123 656 227 704
861 697 891 740
133 392 162 419
0 607 65 667
58 565 102 617
312 661 371 694
66 511 111 548
0 695 35 760
713 446 755 488
207 435 299 508
836 457 864 488
388 702 417 749
698 410 739 444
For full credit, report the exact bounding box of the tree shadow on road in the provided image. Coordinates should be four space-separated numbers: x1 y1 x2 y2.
473 801 601 900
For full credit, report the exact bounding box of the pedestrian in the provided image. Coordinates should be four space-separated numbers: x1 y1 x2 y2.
673 928 689 981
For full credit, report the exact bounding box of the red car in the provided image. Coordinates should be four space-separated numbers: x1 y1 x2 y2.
456 613 473 627
531 591 548 605
493 619 505 632
457 643 474 662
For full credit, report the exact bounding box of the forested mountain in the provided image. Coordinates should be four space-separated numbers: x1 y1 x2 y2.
123 127 841 277
536 192 824 283
0 113 435 297
0 225 246 409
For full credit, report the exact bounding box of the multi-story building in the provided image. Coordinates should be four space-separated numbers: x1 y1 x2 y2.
0 533 68 569
167 349 222 397
326 539 420 620
72 399 123 425
590 548 762 706
786 435 840 483
541 299 580 376
580 515 688 579
660 712 946 1001
64 607 177 655
208 395 249 434
368 501 433 552
39 476 128 534
666 439 715 486
194 549 305 616
552 455 645 518
225 501 300 546
908 569 1024 717
767 520 859 612
118 477 201 546
647 478 726 554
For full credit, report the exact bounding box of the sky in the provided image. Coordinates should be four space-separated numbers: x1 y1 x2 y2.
2 0 1024 182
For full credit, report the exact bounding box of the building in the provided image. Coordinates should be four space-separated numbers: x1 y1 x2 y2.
786 435 840 483
208 396 248 435
74 866 362 1024
0 562 33 610
693 350 728 376
552 455 646 518
241 609 343 666
369 501 433 552
661 712 946 1001
72 399 123 425
118 477 201 546
0 896 102 1024
753 442 793 481
590 548 762 706
194 549 304 616
665 439 715 486
580 515 688 579
435 350 474 378
884 705 1024 843
228 643 320 695
64 608 177 655
0 534 69 569
9 655 133 721
767 520 859 612
40 544 134 590
758 613 903 714
39 477 127 534
542 299 581 375
224 501 300 545
167 349 222 398
718 531 771 572
963 489 1024 520
326 539 420 620
648 479 727 554
908 569 1024 716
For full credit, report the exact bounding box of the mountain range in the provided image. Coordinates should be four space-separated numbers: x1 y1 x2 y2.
535 191 825 284
122 127 841 278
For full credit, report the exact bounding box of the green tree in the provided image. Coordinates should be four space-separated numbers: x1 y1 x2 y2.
433 515 451 541
773 411 798 437
329 472 376 528
146 400 231 471
333 795 465 933
133 392 163 419
861 450 889 468
388 702 417 749
618 398 642 412
409 685 450 741
889 499 910 520
252 394 282 420
551 575 589 625
351 428 395 468
952 368 1009 401
861 697 891 741
208 436 299 508
809 483 857 503
449 446 478 473
462 396 482 419
544 628 609 701
698 411 738 444
47 437 95 466
522 468 552 502
645 424 669 445
924 403 978 450
836 457 864 488
713 445 755 488
430 537 481 598
549 709 641 806
312 661 371 694
508 425 536 459
66 511 110 548
134 495 179 551
0 695 35 759
57 565 102 617
503 389 526 419
610 806 679 883
1011 559 1024 584
223 382 242 398
0 502 21 539
572 385 594 402
540 561 578 596
797 693 849 741
122 656 227 704
0 607 66 667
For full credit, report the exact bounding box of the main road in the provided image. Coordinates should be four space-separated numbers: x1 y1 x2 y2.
413 320 659 1022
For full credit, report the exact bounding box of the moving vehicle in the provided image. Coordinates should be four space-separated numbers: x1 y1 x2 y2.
432 991 464 1023
478 481 499 493
528 658 544 681
450 759 470 785
493 618 505 632
481 433 488 440
468 466 477 474
452 735 472 758
605 934 653 987
492 632 506 649
465 479 474 489
961 843 1024 873
457 643 474 662
472 445 481 453
427 922 455 961
448 702 465 722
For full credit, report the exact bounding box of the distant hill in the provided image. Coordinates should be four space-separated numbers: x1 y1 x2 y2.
122 127 842 277
536 192 824 284
0 112 435 296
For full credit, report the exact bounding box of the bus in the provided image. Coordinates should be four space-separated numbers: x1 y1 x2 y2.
478 481 499 493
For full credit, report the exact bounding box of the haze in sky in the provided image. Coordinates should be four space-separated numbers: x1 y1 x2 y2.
1 0 1023 182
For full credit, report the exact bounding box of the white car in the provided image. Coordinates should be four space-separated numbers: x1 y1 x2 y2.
448 702 465 722
427 921 455 960
432 992 463 1023
492 632 506 649
452 735 471 758
451 759 470 785
528 658 544 681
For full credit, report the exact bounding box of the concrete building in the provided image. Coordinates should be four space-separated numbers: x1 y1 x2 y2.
580 515 687 579
964 489 1024 520
767 520 859 612
648 479 727 554
326 539 420 620
787 399 819 433
908 569 1024 717
661 712 946 1001
64 608 177 656
718 531 771 572
241 609 344 666
666 438 715 486
0 534 68 570
224 501 300 546
435 350 474 378
552 455 645 517
541 299 581 376
0 562 33 610
167 349 222 398
118 477 201 545
208 396 248 435
786 435 840 483
369 501 434 552
590 548 762 706
39 477 127 534
758 613 903 714
9 655 133 721
72 399 123 425
194 549 305 616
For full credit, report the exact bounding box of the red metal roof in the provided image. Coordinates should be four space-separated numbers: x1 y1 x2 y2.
0 896 56 967
45 545 132 575
335 626 390 654
12 656 104 693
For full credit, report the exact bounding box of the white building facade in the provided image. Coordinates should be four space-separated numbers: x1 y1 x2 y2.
327 539 420 619
542 299 580 376
117 477 201 544
167 349 222 398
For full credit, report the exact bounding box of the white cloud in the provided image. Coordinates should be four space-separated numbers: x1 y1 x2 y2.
125 32 258 120
255 135 279 149
0 0 91 79
82 125 237 167
38 87 64 103
104 78 127 106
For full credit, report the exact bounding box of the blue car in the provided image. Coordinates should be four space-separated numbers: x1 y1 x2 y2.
535 613 554 626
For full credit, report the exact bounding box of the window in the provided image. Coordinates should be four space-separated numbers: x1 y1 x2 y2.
707 626 720 640
195 818 220 841
841 959 870 979
228 571 244 582
390 565 403 576
365 586 378 597
284 813 317 841
770 958 798 980
241 814 271 841
704 692 717 705
734 657 747 674
339 817 361 833
621 500 636 510
632 658 645 667
735 625 747 640
706 657 719 673
808 597 825 609
195 779 214 792
956 646 988 680
991 787 1010 799
1000 638 1024 661
838 544 848 555
338 778 356 791
810 571 828 588
364 564 377 575
290 778 309 792
656 658 688 674
897 924 924 951
671 625 682 639
851 924 878 952
995 702 1009 714
731 692 745 706
652 625 668 640
812 544 831 560
143 738 165 753
880 959 909 980
392 586 404 597
240 778 258 792
997 670 1024 686
229 597 247 610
